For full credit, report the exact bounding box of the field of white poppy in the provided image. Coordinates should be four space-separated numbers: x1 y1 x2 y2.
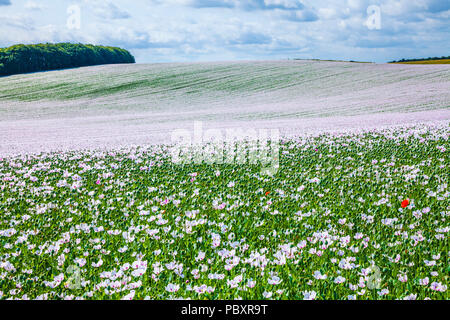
0 60 449 155
0 122 448 300
0 61 448 300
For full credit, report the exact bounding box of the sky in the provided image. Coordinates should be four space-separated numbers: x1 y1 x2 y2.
0 0 449 63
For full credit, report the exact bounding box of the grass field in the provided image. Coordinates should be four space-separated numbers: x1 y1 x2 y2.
0 61 448 300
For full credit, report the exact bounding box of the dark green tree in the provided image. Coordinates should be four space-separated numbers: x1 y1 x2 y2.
0 43 135 76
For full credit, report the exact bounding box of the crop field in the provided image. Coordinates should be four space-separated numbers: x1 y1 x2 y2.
0 122 448 300
393 60 450 65
1 61 449 121
0 61 449 155
0 61 449 300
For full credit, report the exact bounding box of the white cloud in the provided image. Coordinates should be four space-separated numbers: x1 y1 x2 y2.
92 1 131 19
24 1 46 11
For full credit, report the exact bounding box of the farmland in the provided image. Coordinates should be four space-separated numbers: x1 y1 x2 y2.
0 61 449 300
0 122 448 300
0 60 449 155
393 60 450 65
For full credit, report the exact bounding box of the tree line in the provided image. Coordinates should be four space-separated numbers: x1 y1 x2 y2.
0 43 135 76
389 56 450 63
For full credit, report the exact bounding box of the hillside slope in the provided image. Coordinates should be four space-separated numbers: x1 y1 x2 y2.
0 60 449 154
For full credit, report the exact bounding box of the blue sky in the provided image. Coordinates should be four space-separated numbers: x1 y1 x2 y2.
0 0 449 63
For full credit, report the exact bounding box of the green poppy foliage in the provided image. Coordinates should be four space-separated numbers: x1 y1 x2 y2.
0 123 448 300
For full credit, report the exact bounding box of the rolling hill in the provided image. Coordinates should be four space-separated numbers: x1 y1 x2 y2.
0 60 449 155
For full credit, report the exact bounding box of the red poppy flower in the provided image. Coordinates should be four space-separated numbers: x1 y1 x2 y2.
401 199 410 208
265 191 270 196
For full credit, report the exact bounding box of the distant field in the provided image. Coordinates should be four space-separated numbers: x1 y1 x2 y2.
0 60 449 155
393 60 450 65
1 60 449 121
